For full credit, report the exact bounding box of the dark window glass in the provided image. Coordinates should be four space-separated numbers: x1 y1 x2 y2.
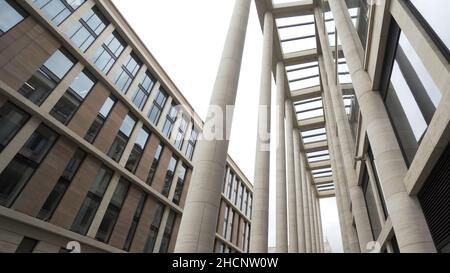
125 127 150 173
162 103 178 137
92 31 126 74
132 71 156 110
84 96 116 143
71 165 113 235
185 127 198 160
96 178 130 243
19 49 76 106
247 194 252 219
0 102 30 152
143 202 164 253
33 0 86 25
37 149 86 221
0 0 27 35
172 164 187 205
161 156 178 197
173 117 188 150
67 6 108 52
51 69 96 125
146 144 163 185
15 237 38 253
159 210 176 253
114 53 142 93
107 114 136 162
0 125 58 207
123 192 146 251
362 168 381 240
148 88 168 124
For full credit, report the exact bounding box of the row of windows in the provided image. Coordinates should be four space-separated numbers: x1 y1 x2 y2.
220 203 251 253
223 167 252 219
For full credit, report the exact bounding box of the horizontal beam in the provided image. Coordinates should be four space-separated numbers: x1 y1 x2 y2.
318 189 336 198
273 0 314 18
284 48 318 66
309 160 332 171
303 141 329 153
291 86 322 102
314 176 333 185
298 116 325 131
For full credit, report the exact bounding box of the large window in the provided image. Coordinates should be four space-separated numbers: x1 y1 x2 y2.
37 149 86 221
382 24 442 166
143 202 164 253
96 178 130 243
361 169 381 241
146 144 163 185
148 88 168 124
172 164 187 205
173 117 188 150
161 156 178 197
162 103 178 138
114 52 142 93
125 127 150 173
185 127 198 160
19 49 76 106
123 192 146 251
159 210 176 253
0 0 27 36
33 0 86 26
107 114 136 162
92 31 126 74
0 125 58 207
132 71 156 110
0 102 30 152
84 96 117 143
50 69 97 125
67 6 108 52
71 165 113 235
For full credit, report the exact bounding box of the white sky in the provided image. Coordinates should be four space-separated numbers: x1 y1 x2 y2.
112 0 342 253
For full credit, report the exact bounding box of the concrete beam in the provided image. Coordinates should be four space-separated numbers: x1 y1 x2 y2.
291 86 322 102
298 116 325 131
315 176 333 186
318 190 336 198
273 0 314 18
304 141 329 154
284 49 318 66
309 160 331 171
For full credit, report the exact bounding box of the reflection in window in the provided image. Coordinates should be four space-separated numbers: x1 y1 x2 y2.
33 0 86 26
92 31 126 74
132 71 156 110
107 114 136 162
161 156 178 197
146 144 163 185
148 88 168 125
0 102 30 152
143 202 164 253
172 164 187 205
159 210 176 253
0 0 27 35
125 127 150 173
84 96 116 143
114 53 142 93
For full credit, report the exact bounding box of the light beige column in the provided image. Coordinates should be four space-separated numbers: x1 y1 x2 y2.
285 101 298 252
174 0 251 253
329 0 436 253
300 152 312 252
316 197 324 253
313 191 320 252
250 11 273 253
320 56 361 253
307 176 317 252
293 129 306 252
275 62 288 253
315 8 373 252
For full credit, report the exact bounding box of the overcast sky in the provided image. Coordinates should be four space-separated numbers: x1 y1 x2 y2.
112 0 343 253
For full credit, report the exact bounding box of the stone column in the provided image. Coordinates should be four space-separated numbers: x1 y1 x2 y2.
174 0 251 253
319 56 361 253
316 198 324 253
300 152 312 252
329 0 436 253
307 177 317 252
250 11 273 253
293 129 306 252
285 101 298 252
275 62 288 253
315 8 373 252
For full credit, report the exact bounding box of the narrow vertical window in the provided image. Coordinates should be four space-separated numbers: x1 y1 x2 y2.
0 0 28 36
147 88 168 124
146 144 163 186
161 156 178 197
161 103 178 137
125 127 150 173
132 71 156 110
92 31 126 74
114 52 142 93
0 102 30 152
84 96 117 143
172 164 187 205
143 202 164 253
107 114 136 162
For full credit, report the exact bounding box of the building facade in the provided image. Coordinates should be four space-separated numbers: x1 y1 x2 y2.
0 0 252 253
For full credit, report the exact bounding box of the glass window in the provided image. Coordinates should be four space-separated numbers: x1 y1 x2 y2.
172 164 187 205
15 237 38 253
107 114 136 162
146 144 163 185
0 125 58 207
114 53 142 93
0 102 30 152
162 103 178 137
125 127 150 173
0 0 27 35
132 71 156 110
148 88 168 124
174 117 188 150
96 178 130 243
185 127 198 160
123 192 146 251
51 69 97 125
143 202 164 253
67 6 108 52
33 0 86 26
84 96 117 143
361 169 380 240
71 165 113 235
383 32 442 166
161 156 178 197
225 209 234 241
37 149 86 221
159 210 176 253
19 49 76 106
92 31 126 74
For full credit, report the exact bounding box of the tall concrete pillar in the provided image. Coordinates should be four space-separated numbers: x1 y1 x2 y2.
293 129 306 252
316 197 324 253
300 152 312 252
175 0 251 253
320 56 360 252
275 62 288 253
313 193 321 252
285 101 298 252
307 178 317 252
314 8 373 252
329 0 436 253
250 11 273 253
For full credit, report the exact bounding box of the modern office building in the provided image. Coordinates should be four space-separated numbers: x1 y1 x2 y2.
0 0 252 253
175 0 450 254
